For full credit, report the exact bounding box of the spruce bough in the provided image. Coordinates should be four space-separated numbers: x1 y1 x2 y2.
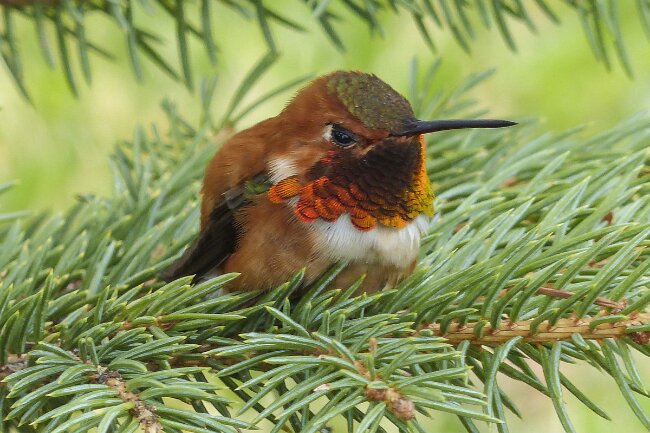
2 1 650 98
1 66 650 432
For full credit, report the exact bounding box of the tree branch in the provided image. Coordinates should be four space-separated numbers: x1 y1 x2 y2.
536 286 625 311
421 312 650 346
0 354 27 385
95 366 163 433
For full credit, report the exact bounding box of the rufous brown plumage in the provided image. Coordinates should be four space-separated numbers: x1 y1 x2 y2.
163 71 515 292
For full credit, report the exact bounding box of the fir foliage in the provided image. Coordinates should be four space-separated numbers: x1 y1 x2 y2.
2 0 650 98
0 60 649 432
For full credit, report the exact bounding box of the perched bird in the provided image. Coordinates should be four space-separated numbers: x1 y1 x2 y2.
163 71 515 292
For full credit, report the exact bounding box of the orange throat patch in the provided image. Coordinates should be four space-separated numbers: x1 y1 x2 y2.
268 136 434 231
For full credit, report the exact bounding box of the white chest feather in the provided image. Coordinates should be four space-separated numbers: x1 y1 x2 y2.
310 214 430 268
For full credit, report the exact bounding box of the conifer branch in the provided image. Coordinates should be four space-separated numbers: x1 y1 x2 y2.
1 1 649 96
95 366 163 433
421 312 650 346
0 353 27 384
535 286 625 311
2 65 650 432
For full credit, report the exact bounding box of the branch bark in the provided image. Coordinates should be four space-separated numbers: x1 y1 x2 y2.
95 366 164 433
0 354 27 384
421 312 650 345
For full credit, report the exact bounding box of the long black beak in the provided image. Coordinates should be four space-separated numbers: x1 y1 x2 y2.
394 119 516 136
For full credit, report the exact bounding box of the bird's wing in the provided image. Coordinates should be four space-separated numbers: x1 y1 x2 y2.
161 119 278 282
161 174 269 282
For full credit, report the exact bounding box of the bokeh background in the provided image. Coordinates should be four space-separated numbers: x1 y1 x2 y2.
1 2 649 432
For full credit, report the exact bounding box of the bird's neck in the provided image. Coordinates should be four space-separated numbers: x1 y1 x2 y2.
269 137 434 231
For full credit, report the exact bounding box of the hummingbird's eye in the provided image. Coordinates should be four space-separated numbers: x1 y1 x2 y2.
330 125 357 148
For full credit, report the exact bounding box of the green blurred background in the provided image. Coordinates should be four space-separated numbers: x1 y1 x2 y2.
1 2 649 432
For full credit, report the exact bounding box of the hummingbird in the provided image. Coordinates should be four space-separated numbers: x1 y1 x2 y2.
163 71 515 292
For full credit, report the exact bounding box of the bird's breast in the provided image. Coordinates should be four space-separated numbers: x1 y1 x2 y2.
309 213 430 268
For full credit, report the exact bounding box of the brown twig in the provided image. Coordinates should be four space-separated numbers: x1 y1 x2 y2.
95 366 163 433
358 338 414 421
0 354 28 385
421 312 650 345
536 286 625 311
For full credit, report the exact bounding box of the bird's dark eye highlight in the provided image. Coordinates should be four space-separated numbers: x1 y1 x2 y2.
330 125 356 148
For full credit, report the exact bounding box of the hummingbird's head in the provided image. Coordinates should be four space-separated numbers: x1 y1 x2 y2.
279 70 514 149
269 71 515 230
